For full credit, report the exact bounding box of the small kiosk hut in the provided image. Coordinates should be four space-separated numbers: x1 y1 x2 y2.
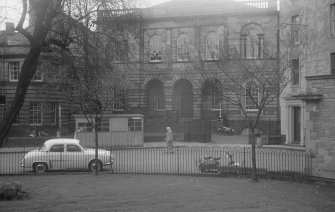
74 114 144 148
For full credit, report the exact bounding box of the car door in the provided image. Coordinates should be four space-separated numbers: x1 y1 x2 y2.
48 144 64 170
63 144 86 170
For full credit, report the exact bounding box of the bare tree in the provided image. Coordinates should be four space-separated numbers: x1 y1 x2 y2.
53 1 142 174
0 0 143 147
192 21 307 181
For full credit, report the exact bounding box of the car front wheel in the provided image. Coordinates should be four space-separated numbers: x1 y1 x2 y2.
88 160 103 173
33 163 48 174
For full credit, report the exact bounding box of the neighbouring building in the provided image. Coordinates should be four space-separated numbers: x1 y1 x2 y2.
0 22 72 137
280 0 335 178
97 0 281 141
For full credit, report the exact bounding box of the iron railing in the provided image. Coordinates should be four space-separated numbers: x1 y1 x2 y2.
0 146 312 181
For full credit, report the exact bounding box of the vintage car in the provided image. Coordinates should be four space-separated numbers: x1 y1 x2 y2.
20 138 114 173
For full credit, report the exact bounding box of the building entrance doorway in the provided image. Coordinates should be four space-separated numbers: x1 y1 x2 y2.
292 106 301 144
173 79 193 118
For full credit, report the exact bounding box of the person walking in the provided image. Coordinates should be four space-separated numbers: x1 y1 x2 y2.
165 127 174 153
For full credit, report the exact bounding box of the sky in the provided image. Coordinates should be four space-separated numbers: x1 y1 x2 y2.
0 0 170 30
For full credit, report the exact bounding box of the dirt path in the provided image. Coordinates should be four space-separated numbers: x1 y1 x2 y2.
1 174 334 212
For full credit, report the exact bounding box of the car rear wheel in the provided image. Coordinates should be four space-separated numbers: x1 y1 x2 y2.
33 163 48 174
88 160 103 172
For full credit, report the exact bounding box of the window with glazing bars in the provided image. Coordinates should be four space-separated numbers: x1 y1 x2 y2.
291 59 300 85
9 62 20 81
177 33 190 61
33 64 43 81
128 117 142 131
291 15 300 44
245 81 259 111
150 35 162 62
29 102 42 125
113 89 125 111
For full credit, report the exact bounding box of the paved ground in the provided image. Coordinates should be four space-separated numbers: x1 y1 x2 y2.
1 174 335 212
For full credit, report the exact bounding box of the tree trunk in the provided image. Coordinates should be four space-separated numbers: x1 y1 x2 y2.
0 45 41 147
249 128 258 182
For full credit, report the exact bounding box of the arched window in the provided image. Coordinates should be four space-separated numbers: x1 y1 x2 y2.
149 35 162 62
177 33 189 61
206 32 219 60
245 81 259 111
241 26 264 59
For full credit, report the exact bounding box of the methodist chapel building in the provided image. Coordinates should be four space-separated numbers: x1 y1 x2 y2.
97 0 281 140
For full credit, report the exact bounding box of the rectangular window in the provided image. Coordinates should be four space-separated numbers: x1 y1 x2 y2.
241 36 247 59
258 34 264 59
96 118 109 132
291 15 300 44
78 122 93 132
331 52 335 74
206 33 219 60
113 89 125 111
33 65 43 82
150 35 162 62
128 117 142 132
157 93 165 111
9 62 20 81
51 103 58 124
0 108 4 122
7 101 20 124
292 59 300 85
29 102 42 125
245 82 259 111
331 4 335 36
177 34 190 61
211 88 221 110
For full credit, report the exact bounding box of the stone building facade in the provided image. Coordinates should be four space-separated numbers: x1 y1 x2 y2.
100 0 281 139
1 0 280 140
0 24 72 136
280 0 335 178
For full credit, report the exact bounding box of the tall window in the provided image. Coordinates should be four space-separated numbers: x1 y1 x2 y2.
7 101 20 124
292 59 300 85
156 86 165 111
241 30 264 59
115 39 129 62
177 33 189 61
211 86 221 110
30 102 42 125
331 4 335 36
9 62 20 81
149 35 162 62
331 52 335 74
206 32 219 60
291 15 300 44
245 81 259 111
113 89 125 111
51 103 58 125
33 64 43 81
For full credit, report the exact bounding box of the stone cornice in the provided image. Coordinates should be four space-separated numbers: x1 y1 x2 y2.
305 75 335 81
